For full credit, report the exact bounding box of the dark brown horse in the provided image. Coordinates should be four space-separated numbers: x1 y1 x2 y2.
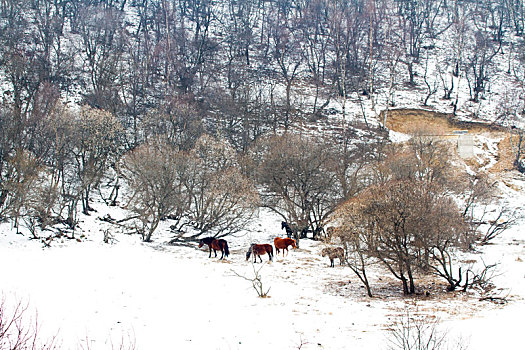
281 221 294 238
246 244 273 263
274 237 296 256
198 237 230 260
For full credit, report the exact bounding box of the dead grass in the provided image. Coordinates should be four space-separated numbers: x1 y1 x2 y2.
491 134 517 173
386 109 457 135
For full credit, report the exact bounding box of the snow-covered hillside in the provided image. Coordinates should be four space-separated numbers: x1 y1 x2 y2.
2 0 525 349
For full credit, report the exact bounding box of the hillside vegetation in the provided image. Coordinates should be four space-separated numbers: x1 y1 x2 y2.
2 0 525 229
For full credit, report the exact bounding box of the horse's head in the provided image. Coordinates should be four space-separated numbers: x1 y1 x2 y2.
245 244 254 260
198 240 204 248
281 221 287 230
291 239 297 249
321 248 329 257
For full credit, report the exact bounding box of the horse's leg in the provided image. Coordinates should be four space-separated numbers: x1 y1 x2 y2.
330 258 334 268
258 255 263 263
208 246 212 258
220 249 224 260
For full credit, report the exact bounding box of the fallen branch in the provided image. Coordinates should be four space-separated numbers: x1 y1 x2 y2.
479 296 508 304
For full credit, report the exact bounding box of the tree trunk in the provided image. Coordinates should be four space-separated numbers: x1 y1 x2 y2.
401 275 409 295
362 267 373 297
293 230 300 249
407 268 416 294
144 217 159 242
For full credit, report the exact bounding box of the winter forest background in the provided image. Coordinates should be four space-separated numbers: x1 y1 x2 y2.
2 0 525 237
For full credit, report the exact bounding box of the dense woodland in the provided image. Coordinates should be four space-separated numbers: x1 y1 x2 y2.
1 0 524 297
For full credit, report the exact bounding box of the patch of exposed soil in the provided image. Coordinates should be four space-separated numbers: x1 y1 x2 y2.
385 109 504 134
385 109 520 175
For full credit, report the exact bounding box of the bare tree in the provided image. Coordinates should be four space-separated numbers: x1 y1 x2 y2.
464 30 500 103
326 0 369 130
334 204 374 297
231 263 271 298
479 206 520 245
360 180 429 295
44 103 81 229
140 96 205 151
161 0 218 94
338 136 473 295
213 0 273 150
256 134 342 245
183 135 259 238
0 296 57 350
0 88 59 227
72 106 122 215
456 174 518 249
1 150 41 232
76 3 128 113
378 8 403 127
510 128 524 172
437 0 471 115
122 140 189 242
387 306 469 350
296 0 331 118
268 6 303 130
457 173 493 220
425 194 471 291
422 49 439 106
2 101 120 234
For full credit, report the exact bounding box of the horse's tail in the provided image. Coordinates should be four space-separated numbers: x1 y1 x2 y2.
224 241 230 257
263 245 273 261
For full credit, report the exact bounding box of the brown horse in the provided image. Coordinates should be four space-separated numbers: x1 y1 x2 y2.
246 244 273 263
274 237 296 257
198 237 230 260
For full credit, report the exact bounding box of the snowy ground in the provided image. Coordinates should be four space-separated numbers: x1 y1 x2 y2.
1 132 524 350
1 209 394 350
1 208 524 349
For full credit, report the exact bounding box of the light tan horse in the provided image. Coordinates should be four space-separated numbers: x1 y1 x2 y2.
321 247 345 267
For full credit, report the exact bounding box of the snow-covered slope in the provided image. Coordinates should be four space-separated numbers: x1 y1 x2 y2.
1 166 524 349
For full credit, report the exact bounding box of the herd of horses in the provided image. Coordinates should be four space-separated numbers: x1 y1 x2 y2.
197 221 345 267
198 236 297 263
